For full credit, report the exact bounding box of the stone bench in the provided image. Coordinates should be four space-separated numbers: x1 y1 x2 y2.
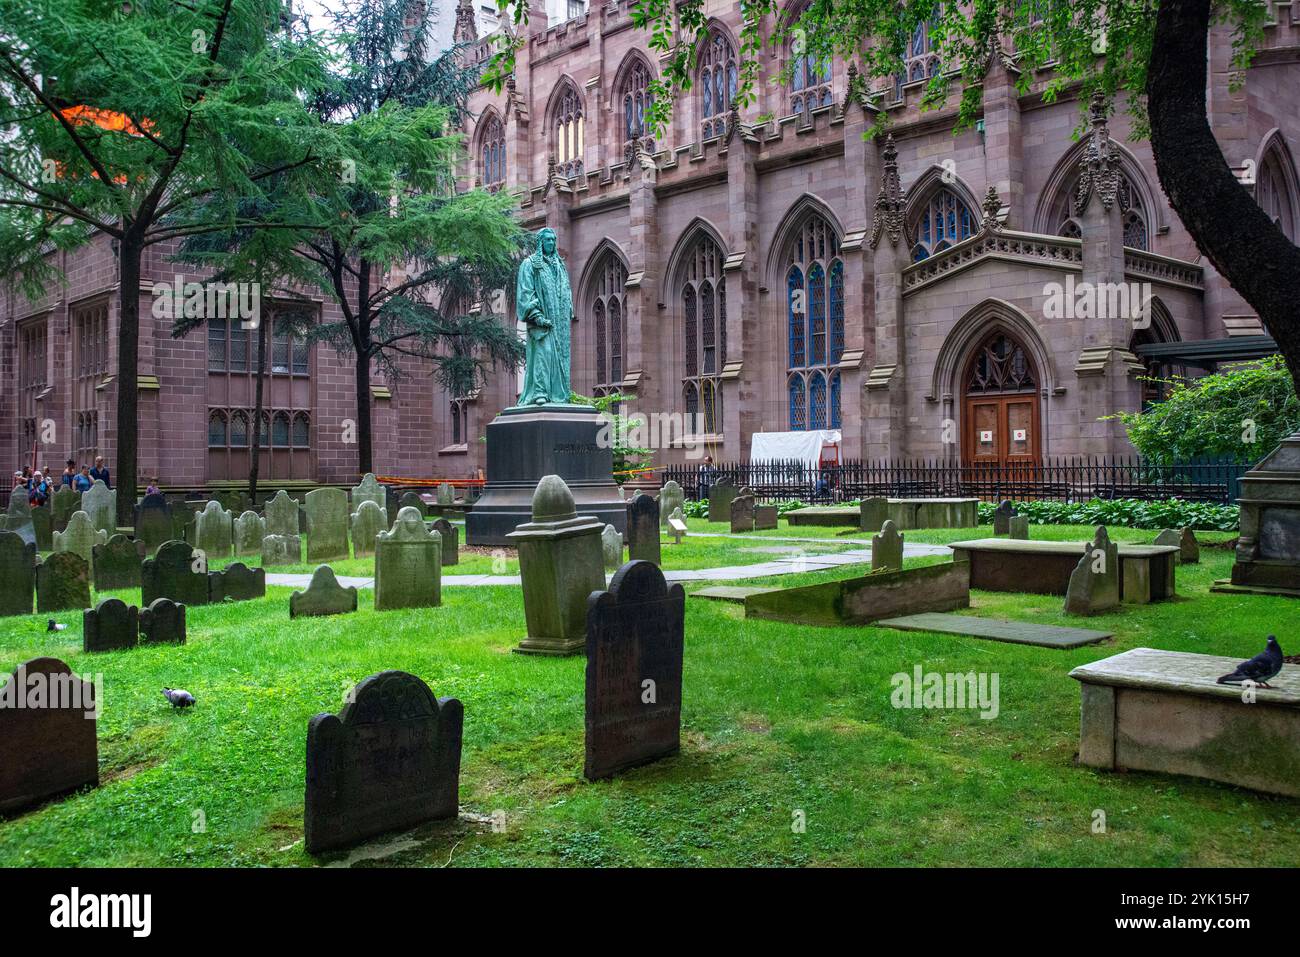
1070 647 1300 797
947 538 1178 603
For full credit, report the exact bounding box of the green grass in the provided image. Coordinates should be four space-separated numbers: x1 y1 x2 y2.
2 520 1296 867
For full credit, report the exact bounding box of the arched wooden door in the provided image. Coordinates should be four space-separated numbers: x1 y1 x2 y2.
961 331 1040 466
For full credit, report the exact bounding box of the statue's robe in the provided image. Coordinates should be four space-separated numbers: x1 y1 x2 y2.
516 248 573 405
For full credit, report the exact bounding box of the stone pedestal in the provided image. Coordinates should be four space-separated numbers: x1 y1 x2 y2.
1216 433 1300 597
466 405 626 546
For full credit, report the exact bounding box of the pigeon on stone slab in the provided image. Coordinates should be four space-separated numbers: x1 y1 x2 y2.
1217 635 1284 688
163 687 196 708
46 619 66 632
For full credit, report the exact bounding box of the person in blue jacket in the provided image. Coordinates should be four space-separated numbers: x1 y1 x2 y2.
72 465 93 492
89 455 111 488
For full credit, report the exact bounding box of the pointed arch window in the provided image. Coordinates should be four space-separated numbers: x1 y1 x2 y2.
1049 169 1150 250
479 113 505 191
619 59 655 156
553 83 585 179
700 31 737 139
790 4 832 115
1257 144 1297 242
965 333 1037 395
680 234 726 434
910 187 974 261
591 253 628 395
785 212 844 430
905 20 940 82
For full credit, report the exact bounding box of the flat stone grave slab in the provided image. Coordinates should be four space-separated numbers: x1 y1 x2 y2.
690 585 780 603
947 538 1178 601
877 612 1113 649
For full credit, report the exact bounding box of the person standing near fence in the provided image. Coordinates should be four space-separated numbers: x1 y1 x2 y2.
697 455 716 501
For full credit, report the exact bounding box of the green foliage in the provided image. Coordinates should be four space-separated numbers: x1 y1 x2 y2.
569 392 654 484
975 497 1239 531
1108 356 1300 464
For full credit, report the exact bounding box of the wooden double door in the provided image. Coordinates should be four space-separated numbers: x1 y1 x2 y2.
963 393 1039 465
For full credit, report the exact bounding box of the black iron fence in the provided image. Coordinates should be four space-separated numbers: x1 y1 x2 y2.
664 457 1252 506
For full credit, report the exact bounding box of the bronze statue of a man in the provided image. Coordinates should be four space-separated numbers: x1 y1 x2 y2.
516 227 574 406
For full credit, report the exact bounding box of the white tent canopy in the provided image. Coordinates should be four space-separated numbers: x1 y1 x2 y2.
749 430 841 468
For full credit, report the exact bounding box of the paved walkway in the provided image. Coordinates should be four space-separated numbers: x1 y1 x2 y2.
263 537 951 590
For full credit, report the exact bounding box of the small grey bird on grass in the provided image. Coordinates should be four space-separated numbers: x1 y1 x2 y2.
1217 635 1284 689
47 619 66 632
163 688 196 708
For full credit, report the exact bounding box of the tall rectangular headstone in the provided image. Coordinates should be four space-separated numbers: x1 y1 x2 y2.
305 671 462 854
871 520 904 572
80 480 116 536
708 480 737 523
305 487 350 562
375 508 442 611
349 500 386 558
992 500 1016 535
31 507 52 551
52 487 80 533
0 530 36 617
350 473 387 523
584 561 685 780
859 496 888 532
134 493 173 555
92 534 146 590
730 490 756 533
626 492 661 565
657 481 685 528
142 541 210 607
430 517 459 567
36 551 91 614
0 657 98 814
264 490 300 538
233 511 265 557
194 500 234 558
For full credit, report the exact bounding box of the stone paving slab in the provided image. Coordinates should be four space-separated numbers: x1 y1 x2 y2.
876 612 1113 648
690 586 780 603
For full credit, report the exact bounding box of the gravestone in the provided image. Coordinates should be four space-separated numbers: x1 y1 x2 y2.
304 671 463 855
81 480 116 536
1064 526 1120 615
139 597 186 645
304 488 350 562
264 490 300 538
53 511 106 570
36 551 91 613
290 566 359 618
626 493 661 565
602 523 623 569
374 507 442 611
4 493 35 547
142 540 210 608
349 500 386 559
871 520 904 572
31 507 52 551
52 487 80 532
508 475 607 655
730 489 756 533
399 491 426 517
194 500 234 558
234 511 265 557
0 530 36 617
992 500 1016 535
430 517 459 567
668 507 688 545
657 481 685 528
584 561 685 780
350 473 387 522
261 534 300 566
708 479 737 523
210 562 266 603
1008 515 1030 540
754 504 779 531
83 597 139 652
134 493 173 555
0 657 98 814
92 534 145 591
1155 527 1199 564
859 496 888 532
436 482 455 506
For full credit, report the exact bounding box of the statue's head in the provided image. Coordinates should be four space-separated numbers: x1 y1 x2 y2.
536 227 558 259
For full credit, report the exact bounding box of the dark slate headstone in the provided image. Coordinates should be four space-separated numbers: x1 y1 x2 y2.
584 561 685 780
31 507 52 552
36 551 91 614
52 487 81 532
290 566 358 618
83 597 139 653
708 479 737 523
399 491 426 517
754 504 779 531
304 671 462 854
0 657 98 814
209 562 266 603
626 492 661 565
0 530 36 618
139 598 186 645
134 493 173 555
142 540 210 608
92 534 146 591
992 500 1016 535
430 517 459 567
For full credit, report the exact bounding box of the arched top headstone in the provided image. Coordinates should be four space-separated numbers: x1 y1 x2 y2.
532 474 576 521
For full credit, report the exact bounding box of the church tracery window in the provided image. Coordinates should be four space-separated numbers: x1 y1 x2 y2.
910 187 975 261
700 31 737 140
553 82 585 179
680 235 726 434
785 214 844 430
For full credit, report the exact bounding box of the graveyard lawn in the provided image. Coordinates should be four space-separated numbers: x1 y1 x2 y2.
1 527 1297 867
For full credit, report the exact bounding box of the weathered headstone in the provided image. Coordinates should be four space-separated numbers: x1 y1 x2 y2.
657 481 685 528
584 561 685 780
264 490 300 538
1064 526 1120 615
304 671 462 855
194 500 234 558
80 479 116 536
992 500 1016 535
730 489 756 533
708 479 737 523
350 473 387 522
209 562 266 603
398 490 426 517
1008 514 1030 540
304 487 350 562
508 475 607 655
602 523 623 569
0 530 36 617
36 551 91 613
52 487 81 532
261 533 301 566
139 597 186 645
83 597 139 653
626 492 661 565
436 482 455 506
53 510 106 571
859 496 888 532
1155 527 1199 564
349 500 386 559
142 540 210 607
30 507 52 551
0 657 98 814
668 507 688 545
92 534 145 591
754 504 779 531
233 511 265 557
290 566 358 618
174 501 202 544
134 493 172 555
374 507 442 611
430 517 459 567
871 520 904 572
4 493 35 548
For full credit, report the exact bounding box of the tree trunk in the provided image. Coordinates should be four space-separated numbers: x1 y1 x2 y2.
114 233 143 525
1146 0 1300 389
355 348 373 476
249 313 270 503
